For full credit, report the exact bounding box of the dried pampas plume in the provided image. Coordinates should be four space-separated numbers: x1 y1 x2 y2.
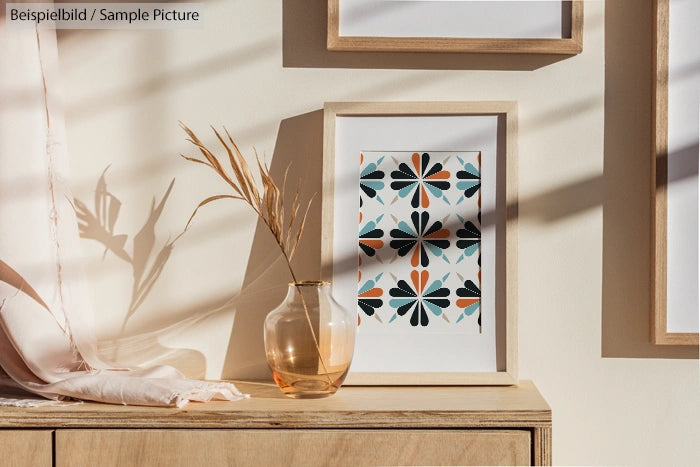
179 122 331 384
179 121 315 282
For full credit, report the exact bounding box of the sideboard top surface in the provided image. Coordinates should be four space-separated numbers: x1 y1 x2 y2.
0 380 550 429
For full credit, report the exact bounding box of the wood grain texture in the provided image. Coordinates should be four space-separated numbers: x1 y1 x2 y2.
322 101 518 385
533 427 552 466
327 0 583 55
0 381 550 429
0 430 53 467
650 0 699 346
56 429 531 467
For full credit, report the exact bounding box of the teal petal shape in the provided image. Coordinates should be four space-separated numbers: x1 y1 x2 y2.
389 298 414 308
398 182 417 198
463 302 480 316
425 242 444 257
397 221 417 237
462 163 480 177
363 180 385 191
456 180 479 191
359 220 377 236
424 300 443 316
423 279 443 296
463 243 479 257
424 183 443 198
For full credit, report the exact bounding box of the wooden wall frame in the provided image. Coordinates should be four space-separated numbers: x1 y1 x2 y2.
322 101 518 385
651 0 699 346
327 0 583 54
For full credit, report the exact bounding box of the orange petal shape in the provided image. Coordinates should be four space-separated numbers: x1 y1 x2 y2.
456 298 480 308
410 246 420 267
360 239 383 249
425 228 450 239
412 152 421 175
360 287 383 298
421 185 430 208
426 170 450 180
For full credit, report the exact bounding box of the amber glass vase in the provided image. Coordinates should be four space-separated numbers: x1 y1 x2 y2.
264 281 355 398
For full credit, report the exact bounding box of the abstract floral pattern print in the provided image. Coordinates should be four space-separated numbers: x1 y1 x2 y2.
358 271 384 320
456 154 481 204
455 279 481 330
359 214 384 257
358 151 482 332
359 153 385 207
388 270 450 327
455 217 481 265
390 152 451 208
389 211 450 267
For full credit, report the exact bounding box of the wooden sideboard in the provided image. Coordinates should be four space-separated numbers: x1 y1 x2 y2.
0 380 551 466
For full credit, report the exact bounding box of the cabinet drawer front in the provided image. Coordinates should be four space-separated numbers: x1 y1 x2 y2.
56 429 530 466
0 430 52 467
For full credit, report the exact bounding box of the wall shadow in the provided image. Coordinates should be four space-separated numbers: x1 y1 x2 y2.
282 0 574 71
221 110 324 380
601 0 697 358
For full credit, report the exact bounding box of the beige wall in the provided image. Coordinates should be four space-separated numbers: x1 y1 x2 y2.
57 1 699 465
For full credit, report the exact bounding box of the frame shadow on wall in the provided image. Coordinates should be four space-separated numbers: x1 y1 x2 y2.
221 110 325 380
601 0 696 359
220 0 698 380
282 0 575 71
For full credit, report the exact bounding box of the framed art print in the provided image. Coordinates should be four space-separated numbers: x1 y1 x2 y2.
327 0 583 54
651 0 699 345
322 102 517 385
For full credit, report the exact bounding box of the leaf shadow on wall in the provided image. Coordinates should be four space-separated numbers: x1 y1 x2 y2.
601 0 697 359
221 110 324 380
74 168 211 377
282 0 577 71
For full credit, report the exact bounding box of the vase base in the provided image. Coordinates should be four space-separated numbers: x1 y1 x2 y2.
271 370 348 399
283 390 338 399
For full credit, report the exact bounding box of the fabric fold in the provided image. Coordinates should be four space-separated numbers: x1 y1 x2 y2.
0 7 247 407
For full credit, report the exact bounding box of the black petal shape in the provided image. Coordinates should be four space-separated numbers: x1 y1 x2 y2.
420 153 430 175
457 170 479 180
390 228 416 239
456 239 479 250
389 239 416 257
456 280 481 298
358 298 382 316
390 180 415 190
397 300 417 317
359 243 376 257
393 163 418 179
425 180 450 191
360 184 377 198
457 221 481 239
390 280 417 297
424 160 443 178
463 184 480 198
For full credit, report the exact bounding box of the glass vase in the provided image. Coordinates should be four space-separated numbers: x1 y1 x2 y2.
264 281 355 399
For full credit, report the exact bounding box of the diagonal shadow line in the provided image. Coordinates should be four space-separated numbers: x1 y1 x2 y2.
602 0 697 359
219 106 699 378
63 38 278 122
282 0 601 70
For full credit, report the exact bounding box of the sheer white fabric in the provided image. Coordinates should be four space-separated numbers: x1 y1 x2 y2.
0 13 246 407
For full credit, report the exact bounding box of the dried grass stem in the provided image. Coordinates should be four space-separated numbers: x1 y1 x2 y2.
180 122 331 386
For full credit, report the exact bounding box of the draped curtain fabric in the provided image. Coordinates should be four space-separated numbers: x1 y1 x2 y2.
0 5 246 407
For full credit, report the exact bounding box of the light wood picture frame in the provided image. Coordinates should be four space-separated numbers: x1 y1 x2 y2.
322 101 518 385
327 0 583 54
651 0 699 346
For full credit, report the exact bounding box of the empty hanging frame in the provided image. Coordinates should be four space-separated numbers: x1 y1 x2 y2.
327 0 583 54
651 0 699 345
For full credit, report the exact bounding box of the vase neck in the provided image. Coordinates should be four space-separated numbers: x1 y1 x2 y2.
285 281 331 304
